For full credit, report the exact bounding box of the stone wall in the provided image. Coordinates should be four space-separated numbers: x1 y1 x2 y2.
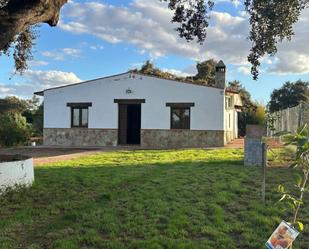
44 128 228 147
141 129 225 148
44 128 118 146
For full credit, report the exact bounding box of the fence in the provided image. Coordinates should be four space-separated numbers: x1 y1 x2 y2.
268 103 309 136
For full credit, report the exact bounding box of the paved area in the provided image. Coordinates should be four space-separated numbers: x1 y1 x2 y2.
0 146 148 165
225 138 244 148
225 138 283 149
0 147 101 165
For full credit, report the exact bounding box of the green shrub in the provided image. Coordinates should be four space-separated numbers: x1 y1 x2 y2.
0 112 31 147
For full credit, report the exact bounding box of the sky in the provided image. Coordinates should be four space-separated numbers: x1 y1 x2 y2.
1 0 309 102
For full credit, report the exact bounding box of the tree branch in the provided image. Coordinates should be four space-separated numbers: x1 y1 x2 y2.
0 0 68 51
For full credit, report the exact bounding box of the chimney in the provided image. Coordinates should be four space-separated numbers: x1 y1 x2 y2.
215 60 226 89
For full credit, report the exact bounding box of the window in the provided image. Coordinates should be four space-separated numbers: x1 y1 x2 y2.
166 103 194 130
225 96 232 109
171 107 190 129
67 103 92 128
71 107 88 128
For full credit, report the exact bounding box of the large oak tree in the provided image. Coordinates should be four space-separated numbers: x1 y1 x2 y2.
268 80 309 112
1 0 308 79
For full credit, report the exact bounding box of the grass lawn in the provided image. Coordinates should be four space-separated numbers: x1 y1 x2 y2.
0 148 308 249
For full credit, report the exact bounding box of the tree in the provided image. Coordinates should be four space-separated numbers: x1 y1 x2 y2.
0 112 31 147
140 60 156 74
0 0 67 72
134 60 216 86
0 96 29 115
22 95 41 123
268 80 309 113
278 125 309 248
0 95 43 135
133 60 176 80
32 102 43 136
194 59 217 85
249 102 266 125
1 0 309 78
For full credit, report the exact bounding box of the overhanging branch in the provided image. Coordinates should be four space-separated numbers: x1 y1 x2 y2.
0 0 67 51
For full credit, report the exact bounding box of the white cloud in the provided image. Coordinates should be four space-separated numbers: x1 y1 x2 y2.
24 70 81 89
215 0 241 7
0 86 12 94
59 0 250 65
42 48 81 61
90 45 104 50
162 68 192 77
237 66 251 75
28 60 49 67
0 70 82 98
58 0 309 76
62 48 81 56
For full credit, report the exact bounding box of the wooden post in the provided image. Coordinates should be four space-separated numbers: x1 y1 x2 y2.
261 142 267 203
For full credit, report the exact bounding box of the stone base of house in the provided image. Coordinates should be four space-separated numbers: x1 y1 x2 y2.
44 128 118 147
43 128 232 148
141 129 225 148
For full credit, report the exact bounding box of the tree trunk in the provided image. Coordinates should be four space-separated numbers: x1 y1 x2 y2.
0 0 68 50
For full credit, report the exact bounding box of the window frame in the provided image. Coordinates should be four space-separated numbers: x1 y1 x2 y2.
71 107 89 128
170 107 191 130
166 103 194 130
67 102 92 128
225 96 233 109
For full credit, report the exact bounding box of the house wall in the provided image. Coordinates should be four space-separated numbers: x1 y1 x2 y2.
224 93 239 143
43 73 227 147
224 109 238 142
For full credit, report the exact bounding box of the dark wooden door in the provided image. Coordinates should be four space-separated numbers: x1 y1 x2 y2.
127 104 141 144
118 104 127 145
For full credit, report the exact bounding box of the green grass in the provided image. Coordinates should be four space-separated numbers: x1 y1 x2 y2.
0 148 308 249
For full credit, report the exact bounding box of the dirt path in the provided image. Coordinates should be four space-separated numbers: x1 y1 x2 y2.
0 139 281 166
33 150 103 165
0 146 149 166
0 147 107 166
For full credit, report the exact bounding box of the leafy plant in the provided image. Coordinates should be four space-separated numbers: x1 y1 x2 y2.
278 124 309 247
0 112 31 147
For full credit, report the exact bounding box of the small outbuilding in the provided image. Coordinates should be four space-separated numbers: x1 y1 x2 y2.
35 61 242 148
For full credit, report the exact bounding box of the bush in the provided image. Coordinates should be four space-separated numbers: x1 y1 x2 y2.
0 112 31 147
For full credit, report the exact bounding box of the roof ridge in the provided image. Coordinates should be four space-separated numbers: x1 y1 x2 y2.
35 71 235 96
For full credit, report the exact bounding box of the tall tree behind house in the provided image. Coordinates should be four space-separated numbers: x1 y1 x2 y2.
268 80 309 113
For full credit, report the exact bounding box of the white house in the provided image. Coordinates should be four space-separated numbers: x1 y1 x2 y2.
35 61 242 148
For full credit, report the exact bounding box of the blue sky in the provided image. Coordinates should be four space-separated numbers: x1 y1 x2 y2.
1 0 309 102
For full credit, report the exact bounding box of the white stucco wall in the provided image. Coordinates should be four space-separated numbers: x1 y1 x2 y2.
224 93 239 139
0 158 34 193
43 73 225 131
